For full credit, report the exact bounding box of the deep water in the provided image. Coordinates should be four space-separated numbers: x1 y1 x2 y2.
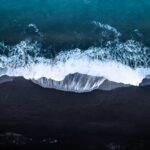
0 0 150 49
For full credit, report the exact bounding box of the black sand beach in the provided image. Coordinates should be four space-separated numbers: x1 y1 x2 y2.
0 77 150 149
0 1 150 149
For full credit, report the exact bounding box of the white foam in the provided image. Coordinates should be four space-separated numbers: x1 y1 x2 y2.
0 40 149 86
8 62 149 85
28 24 39 33
93 21 121 39
27 23 43 37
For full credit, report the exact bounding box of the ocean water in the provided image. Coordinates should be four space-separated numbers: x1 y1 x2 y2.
0 0 150 91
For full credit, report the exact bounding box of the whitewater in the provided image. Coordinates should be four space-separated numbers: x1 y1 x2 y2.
0 22 150 92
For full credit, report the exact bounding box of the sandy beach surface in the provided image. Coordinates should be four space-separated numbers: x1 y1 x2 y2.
0 77 150 149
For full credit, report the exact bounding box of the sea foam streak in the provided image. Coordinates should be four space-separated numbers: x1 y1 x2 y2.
0 40 149 86
0 22 150 92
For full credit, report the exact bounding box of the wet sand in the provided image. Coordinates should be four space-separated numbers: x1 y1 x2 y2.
0 77 150 149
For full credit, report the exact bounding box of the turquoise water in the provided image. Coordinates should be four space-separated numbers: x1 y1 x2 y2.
0 0 150 49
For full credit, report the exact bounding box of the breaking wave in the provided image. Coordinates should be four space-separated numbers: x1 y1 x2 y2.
0 22 150 92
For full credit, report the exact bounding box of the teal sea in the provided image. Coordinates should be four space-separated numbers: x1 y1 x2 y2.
0 0 150 48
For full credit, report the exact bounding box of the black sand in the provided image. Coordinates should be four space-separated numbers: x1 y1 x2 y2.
0 77 150 149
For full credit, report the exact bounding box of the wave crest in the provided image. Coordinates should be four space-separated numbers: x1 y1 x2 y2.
0 22 150 91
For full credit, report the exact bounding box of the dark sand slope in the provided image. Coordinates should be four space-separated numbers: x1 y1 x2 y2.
0 77 150 149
